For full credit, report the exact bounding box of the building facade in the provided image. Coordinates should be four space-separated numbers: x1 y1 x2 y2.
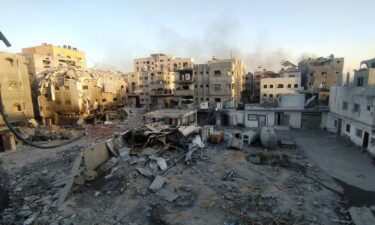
353 58 375 87
23 43 86 69
260 68 303 103
298 55 344 90
0 52 34 150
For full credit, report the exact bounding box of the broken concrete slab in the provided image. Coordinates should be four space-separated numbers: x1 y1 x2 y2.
149 176 167 192
118 147 130 161
106 139 118 156
349 207 375 225
178 125 201 137
149 156 167 171
83 142 110 170
137 167 153 178
156 187 178 202
56 152 83 207
98 157 118 173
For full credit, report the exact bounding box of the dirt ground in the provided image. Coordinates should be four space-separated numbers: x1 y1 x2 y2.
1 123 372 225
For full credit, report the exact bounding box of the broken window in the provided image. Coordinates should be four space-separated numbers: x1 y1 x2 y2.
113 98 117 101
287 84 291 88
12 103 21 112
277 84 284 88
356 77 364 87
215 98 221 102
82 85 88 90
269 94 273 98
367 105 371 111
64 86 69 90
294 84 298 88
102 99 107 102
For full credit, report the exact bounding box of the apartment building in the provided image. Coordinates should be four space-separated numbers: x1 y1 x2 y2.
0 52 34 150
23 43 86 70
134 53 194 72
260 68 303 103
327 58 375 157
126 71 176 109
180 57 245 107
298 55 344 90
38 68 126 125
241 72 254 104
23 53 70 80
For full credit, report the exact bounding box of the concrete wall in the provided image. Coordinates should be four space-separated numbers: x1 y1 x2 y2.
260 77 303 103
0 52 34 124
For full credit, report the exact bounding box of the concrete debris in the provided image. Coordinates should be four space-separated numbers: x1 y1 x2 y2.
118 147 130 161
149 176 167 192
137 167 153 178
98 157 118 172
149 156 168 171
156 187 179 202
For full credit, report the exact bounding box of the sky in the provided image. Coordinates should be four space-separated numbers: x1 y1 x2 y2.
1 0 375 74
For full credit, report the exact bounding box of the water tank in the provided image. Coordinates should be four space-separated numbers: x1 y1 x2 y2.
260 126 277 149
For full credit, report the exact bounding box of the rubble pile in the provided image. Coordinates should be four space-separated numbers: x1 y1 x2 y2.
0 119 359 225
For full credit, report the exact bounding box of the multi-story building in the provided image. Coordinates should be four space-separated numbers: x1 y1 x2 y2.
22 43 86 70
126 71 176 109
23 53 70 80
134 53 194 72
260 67 303 103
241 72 254 104
298 55 344 90
0 52 34 150
327 58 375 157
252 70 279 103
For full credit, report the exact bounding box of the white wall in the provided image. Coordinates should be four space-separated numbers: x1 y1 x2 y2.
260 77 303 103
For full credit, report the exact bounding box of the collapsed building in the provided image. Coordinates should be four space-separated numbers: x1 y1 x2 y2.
37 67 127 125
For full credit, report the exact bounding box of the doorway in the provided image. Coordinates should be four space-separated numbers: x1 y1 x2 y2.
363 131 369 149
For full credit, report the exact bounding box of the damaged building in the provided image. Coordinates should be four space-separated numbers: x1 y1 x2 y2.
37 67 127 125
0 52 34 150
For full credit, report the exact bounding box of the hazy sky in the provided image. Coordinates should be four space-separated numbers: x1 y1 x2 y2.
1 0 375 73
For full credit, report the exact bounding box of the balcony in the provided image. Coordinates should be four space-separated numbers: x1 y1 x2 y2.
174 79 194 84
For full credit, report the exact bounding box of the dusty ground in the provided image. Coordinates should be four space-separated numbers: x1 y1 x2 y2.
1 124 373 225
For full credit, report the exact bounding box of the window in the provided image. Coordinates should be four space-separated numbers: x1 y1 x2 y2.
294 84 298 88
215 98 221 102
334 120 337 127
263 85 267 88
355 128 362 138
102 99 107 102
113 98 117 101
342 102 348 110
248 114 257 121
270 85 274 88
214 70 221 75
353 104 360 114
367 105 371 111
82 85 88 90
277 84 284 88
287 84 291 88
269 94 274 98
263 94 267 97
65 100 72 105
346 124 350 133
64 86 69 90
121 85 124 89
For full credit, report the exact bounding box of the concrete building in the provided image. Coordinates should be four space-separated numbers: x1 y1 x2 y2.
191 57 246 107
23 43 86 69
241 72 254 104
327 59 375 156
126 71 176 109
0 52 34 150
174 68 195 105
38 68 126 125
244 94 328 129
252 70 279 103
134 53 194 72
298 55 344 90
353 58 375 87
260 68 303 103
23 53 70 80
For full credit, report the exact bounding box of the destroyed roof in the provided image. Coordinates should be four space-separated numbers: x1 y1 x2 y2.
145 109 196 119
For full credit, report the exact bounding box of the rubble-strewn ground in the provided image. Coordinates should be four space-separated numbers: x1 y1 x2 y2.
1 120 374 225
